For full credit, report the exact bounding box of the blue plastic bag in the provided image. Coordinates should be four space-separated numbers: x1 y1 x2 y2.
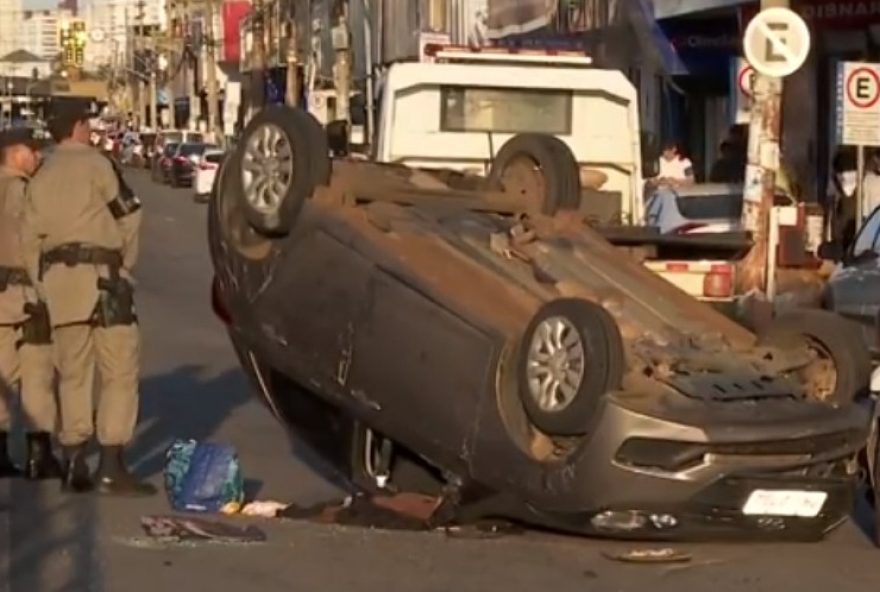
164 439 245 514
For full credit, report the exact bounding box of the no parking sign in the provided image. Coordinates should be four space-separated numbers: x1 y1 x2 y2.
836 62 880 146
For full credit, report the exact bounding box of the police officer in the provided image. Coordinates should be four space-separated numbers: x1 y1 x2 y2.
21 104 155 495
0 128 62 480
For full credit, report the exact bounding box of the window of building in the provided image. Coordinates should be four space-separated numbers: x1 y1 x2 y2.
440 86 572 135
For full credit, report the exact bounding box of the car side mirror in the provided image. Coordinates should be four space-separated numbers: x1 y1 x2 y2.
640 131 660 178
817 241 844 262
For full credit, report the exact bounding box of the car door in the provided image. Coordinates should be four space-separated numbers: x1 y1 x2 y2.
826 206 880 352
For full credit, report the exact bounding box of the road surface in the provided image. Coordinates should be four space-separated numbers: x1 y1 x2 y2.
3 169 880 592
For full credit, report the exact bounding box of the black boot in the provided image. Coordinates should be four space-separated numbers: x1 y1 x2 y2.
95 446 156 497
0 432 21 478
25 433 63 480
61 444 94 493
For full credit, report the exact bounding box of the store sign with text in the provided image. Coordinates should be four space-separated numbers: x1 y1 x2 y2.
742 1 880 29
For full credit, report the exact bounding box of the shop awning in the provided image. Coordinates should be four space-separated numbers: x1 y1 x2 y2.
653 0 752 19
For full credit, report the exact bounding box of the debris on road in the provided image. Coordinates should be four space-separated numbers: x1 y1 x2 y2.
279 492 438 531
240 500 289 518
602 548 693 564
164 439 244 514
140 515 266 545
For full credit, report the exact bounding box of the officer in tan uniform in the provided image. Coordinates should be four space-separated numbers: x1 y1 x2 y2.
21 104 155 495
0 128 62 480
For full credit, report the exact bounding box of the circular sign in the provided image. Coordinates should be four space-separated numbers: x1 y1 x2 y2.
846 66 880 109
89 28 105 42
738 63 756 97
743 7 811 78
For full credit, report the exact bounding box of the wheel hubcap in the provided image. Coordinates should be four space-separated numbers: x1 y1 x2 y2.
241 123 295 215
526 316 585 412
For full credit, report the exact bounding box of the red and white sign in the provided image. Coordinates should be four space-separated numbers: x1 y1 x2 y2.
838 61 880 146
732 57 755 124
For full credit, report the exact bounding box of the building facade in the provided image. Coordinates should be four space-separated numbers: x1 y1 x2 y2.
80 0 165 69
22 9 75 61
0 0 23 59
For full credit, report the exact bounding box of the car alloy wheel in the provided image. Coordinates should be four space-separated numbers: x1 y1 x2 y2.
525 316 586 412
241 122 295 217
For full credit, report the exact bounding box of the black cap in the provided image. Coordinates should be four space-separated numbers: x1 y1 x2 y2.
0 127 42 151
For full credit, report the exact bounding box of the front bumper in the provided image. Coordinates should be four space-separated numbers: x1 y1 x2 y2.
521 473 855 542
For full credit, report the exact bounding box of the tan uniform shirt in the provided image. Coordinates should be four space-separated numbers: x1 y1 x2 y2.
0 167 38 325
21 142 142 326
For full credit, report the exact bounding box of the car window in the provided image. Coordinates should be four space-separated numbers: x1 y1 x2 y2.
205 152 223 164
163 143 179 155
675 193 743 220
852 206 880 260
180 143 205 156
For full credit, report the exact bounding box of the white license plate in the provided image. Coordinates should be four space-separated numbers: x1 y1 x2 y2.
742 489 828 518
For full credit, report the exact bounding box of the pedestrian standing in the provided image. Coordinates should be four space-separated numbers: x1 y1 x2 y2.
0 128 62 480
20 104 155 495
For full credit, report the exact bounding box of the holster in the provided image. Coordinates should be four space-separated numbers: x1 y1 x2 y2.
93 276 137 327
19 301 52 346
0 266 31 293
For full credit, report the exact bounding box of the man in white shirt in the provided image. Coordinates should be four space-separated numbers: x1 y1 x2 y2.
655 140 695 187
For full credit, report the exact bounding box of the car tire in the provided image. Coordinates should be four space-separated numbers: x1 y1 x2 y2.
488 134 581 215
234 105 330 236
758 309 871 404
516 299 626 436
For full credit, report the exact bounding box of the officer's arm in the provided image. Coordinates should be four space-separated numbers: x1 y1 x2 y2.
19 183 45 291
96 156 142 272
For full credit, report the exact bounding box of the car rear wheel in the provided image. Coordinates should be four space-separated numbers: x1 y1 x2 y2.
235 105 330 236
488 134 582 216
517 299 626 436
759 309 871 404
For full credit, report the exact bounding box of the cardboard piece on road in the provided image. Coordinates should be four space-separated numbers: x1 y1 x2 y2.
743 7 810 79
836 62 880 147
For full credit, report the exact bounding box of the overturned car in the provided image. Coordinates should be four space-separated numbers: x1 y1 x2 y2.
209 106 874 541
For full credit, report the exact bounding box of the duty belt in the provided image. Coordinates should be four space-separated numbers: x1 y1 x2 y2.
41 243 123 277
0 266 31 292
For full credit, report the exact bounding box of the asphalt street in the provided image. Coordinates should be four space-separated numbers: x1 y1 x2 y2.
3 169 880 591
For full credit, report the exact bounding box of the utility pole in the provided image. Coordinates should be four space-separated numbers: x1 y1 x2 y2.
331 0 351 124
737 0 790 299
165 0 179 129
284 1 300 107
149 68 158 130
249 0 267 121
204 0 221 144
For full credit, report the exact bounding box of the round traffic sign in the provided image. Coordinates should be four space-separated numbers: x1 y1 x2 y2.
738 63 756 97
846 66 880 109
743 7 811 78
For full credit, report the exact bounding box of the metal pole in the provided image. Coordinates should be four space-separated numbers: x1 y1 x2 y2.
737 0 789 297
363 0 375 146
205 0 221 145
857 145 866 228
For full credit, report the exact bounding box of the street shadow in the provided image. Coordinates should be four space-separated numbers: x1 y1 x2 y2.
126 364 252 479
8 476 101 592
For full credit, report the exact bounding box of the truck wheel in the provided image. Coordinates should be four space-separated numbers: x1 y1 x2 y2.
489 134 581 215
517 299 625 436
759 309 871 404
234 105 330 236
